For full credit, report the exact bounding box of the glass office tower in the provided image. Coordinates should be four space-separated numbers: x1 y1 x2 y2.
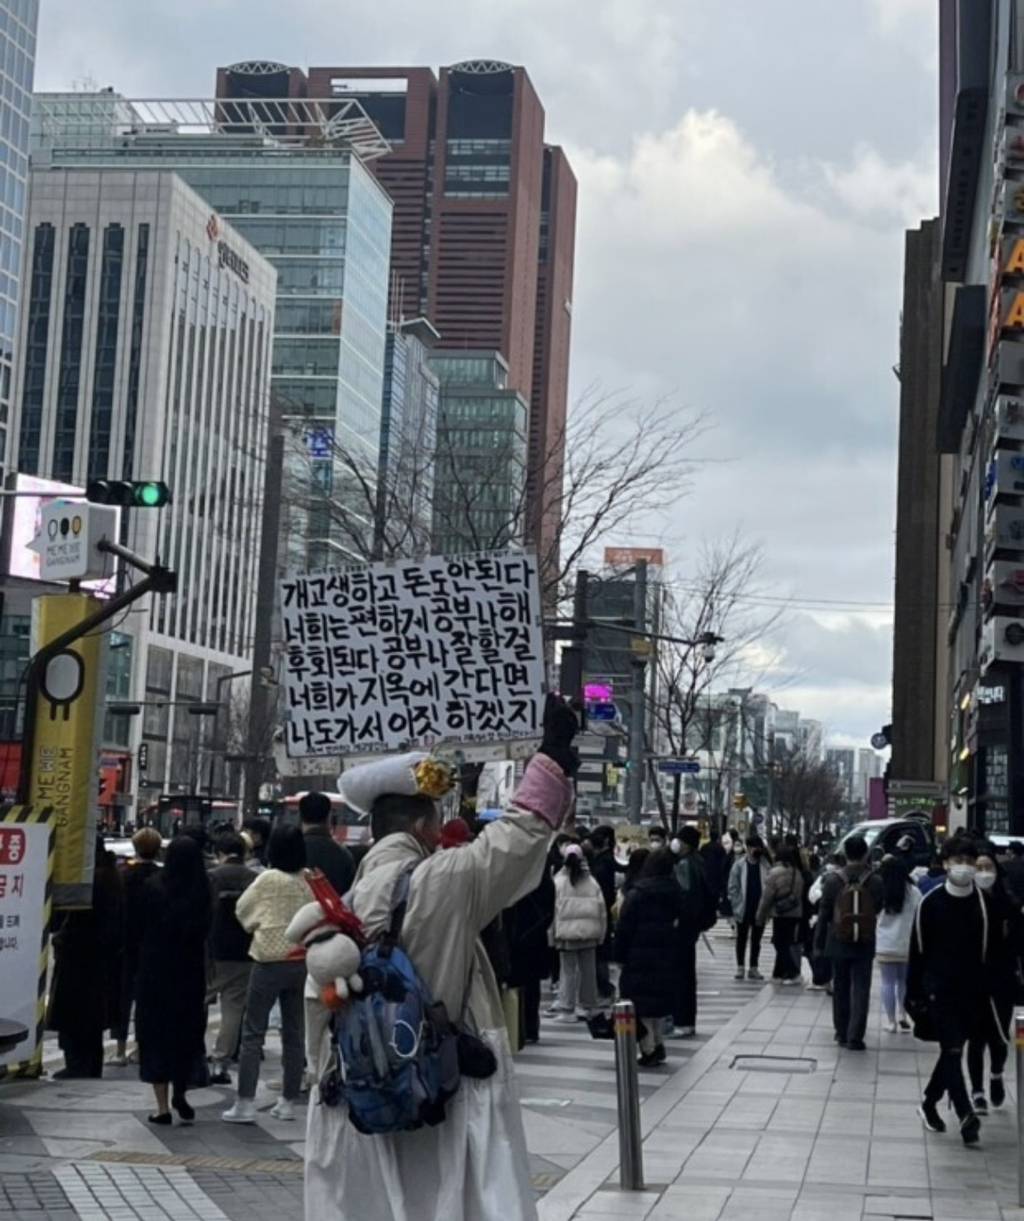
0 0 38 469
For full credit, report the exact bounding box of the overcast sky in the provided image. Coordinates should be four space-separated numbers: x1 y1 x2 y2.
35 0 940 748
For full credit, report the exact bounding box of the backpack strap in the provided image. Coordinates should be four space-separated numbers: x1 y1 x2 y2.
381 861 420 950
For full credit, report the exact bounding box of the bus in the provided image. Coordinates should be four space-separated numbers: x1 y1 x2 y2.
257 792 372 848
139 794 242 837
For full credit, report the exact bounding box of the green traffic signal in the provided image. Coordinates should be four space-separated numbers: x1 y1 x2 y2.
86 479 172 508
133 482 169 508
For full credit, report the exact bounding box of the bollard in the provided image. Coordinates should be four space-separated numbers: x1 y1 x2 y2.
613 1000 645 1191
1016 1009 1024 1207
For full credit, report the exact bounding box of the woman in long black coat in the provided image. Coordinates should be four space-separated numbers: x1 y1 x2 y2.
48 841 123 1078
507 867 556 1045
134 836 212 1125
614 848 687 1067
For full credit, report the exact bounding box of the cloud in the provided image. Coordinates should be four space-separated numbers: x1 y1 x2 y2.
822 144 937 227
29 0 939 748
869 0 939 71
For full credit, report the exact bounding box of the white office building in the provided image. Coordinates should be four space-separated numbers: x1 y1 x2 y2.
10 167 276 809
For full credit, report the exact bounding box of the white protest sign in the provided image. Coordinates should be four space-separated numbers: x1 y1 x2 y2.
0 818 52 1072
280 551 546 757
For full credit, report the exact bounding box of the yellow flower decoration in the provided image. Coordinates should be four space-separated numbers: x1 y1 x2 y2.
415 758 455 799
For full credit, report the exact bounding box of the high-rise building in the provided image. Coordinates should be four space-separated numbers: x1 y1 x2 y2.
797 719 824 763
429 351 527 555
10 167 276 807
0 0 38 471
890 219 948 793
377 316 439 558
221 61 578 562
31 85 394 572
920 0 1024 835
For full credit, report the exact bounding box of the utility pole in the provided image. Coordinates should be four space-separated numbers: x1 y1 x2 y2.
245 427 284 817
627 559 648 824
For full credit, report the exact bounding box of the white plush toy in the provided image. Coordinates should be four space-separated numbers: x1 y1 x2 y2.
287 900 364 1012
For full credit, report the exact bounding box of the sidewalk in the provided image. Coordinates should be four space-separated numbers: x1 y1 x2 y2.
539 966 1024 1221
0 935 753 1219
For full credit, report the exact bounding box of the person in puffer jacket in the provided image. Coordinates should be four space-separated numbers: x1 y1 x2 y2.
548 845 607 1023
875 854 921 1032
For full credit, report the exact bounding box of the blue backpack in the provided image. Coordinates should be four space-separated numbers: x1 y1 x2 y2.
320 864 460 1135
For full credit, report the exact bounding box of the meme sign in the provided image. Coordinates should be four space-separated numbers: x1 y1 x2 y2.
280 552 546 756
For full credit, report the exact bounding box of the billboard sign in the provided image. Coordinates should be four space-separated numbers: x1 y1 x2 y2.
27 594 108 908
6 476 118 593
281 551 546 757
604 547 665 569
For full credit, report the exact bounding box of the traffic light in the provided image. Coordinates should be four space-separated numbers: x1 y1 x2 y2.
86 480 172 508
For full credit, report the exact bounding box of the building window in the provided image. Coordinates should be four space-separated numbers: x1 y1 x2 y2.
88 224 124 477
17 221 54 473
52 223 90 483
122 223 149 478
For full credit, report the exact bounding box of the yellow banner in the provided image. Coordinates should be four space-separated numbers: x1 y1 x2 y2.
27 594 107 909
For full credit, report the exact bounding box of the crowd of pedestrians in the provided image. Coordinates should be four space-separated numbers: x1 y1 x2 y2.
45 792 356 1129
45 765 1024 1168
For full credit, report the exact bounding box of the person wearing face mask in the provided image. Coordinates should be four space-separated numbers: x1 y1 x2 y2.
965 847 1022 1115
727 836 771 981
906 835 990 1146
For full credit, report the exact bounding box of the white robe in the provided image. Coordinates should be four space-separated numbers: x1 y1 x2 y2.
304 755 571 1221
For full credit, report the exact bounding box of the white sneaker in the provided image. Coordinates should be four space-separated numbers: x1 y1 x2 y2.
554 1013 577 1024
884 1020 897 1033
269 1098 295 1121
221 1099 258 1124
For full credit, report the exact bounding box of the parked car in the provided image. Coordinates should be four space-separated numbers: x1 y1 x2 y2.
837 817 936 870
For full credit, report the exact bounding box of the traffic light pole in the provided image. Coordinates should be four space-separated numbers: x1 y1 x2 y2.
558 570 589 710
17 542 176 803
627 560 648 825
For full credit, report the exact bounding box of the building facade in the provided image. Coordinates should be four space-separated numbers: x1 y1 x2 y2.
890 218 949 795
0 0 38 471
377 316 439 558
219 61 577 560
30 88 394 572
429 350 528 554
10 167 276 809
928 0 1024 835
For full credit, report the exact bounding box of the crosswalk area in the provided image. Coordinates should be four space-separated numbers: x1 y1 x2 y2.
517 928 761 1158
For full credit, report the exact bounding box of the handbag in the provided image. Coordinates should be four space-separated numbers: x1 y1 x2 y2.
774 868 802 918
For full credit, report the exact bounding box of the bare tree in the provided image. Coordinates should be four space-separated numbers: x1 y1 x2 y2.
216 688 278 804
283 387 707 603
771 749 845 844
281 391 438 564
649 535 784 826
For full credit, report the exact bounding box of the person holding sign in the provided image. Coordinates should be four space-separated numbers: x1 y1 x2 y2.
301 696 578 1221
